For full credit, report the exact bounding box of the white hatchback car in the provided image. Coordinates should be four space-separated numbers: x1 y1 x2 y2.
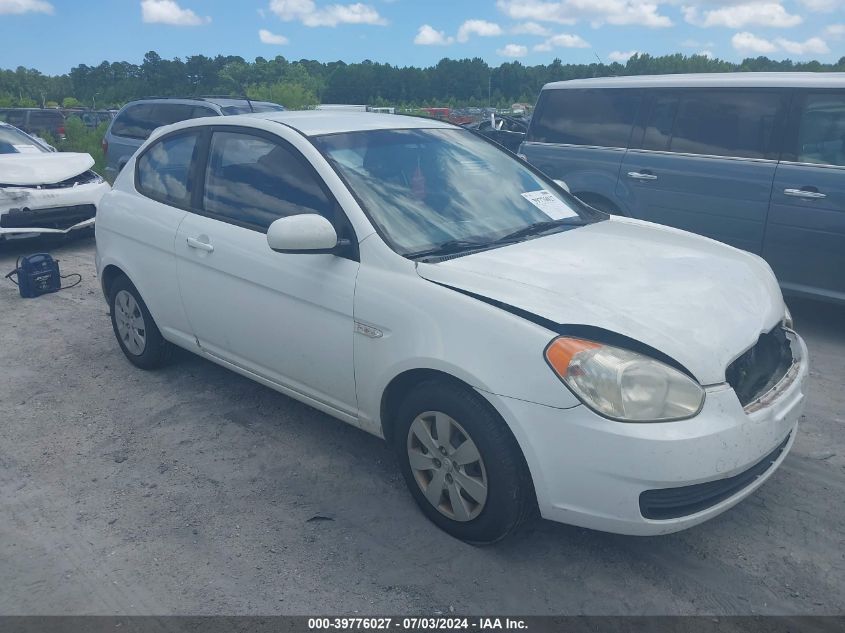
96 112 808 543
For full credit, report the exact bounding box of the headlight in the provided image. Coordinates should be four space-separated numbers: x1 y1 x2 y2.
545 337 705 422
783 305 794 330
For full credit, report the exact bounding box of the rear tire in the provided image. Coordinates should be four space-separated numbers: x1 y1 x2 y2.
394 379 536 544
109 275 172 370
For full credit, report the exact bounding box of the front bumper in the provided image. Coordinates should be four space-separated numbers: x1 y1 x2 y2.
483 331 808 536
0 180 110 238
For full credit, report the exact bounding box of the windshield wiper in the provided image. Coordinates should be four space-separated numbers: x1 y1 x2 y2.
492 217 584 244
405 239 491 260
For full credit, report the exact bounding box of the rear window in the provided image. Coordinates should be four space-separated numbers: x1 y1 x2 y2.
529 88 642 148
641 89 788 160
112 103 215 140
27 110 63 129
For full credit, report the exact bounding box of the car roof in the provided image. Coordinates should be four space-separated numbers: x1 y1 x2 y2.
542 72 845 91
193 111 457 136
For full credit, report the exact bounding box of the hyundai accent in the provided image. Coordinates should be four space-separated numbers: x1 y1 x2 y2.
95 112 807 543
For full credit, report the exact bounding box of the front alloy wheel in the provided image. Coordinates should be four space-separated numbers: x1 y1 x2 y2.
407 411 488 522
395 380 536 544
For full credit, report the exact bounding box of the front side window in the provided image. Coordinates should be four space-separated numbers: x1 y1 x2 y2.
202 131 333 231
315 128 599 257
136 132 198 206
113 104 213 140
795 92 845 167
529 88 641 148
644 90 787 159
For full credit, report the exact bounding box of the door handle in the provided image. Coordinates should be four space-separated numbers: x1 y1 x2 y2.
186 236 214 252
627 171 658 181
784 188 826 200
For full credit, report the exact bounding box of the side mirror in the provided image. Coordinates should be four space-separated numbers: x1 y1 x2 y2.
554 179 570 193
267 215 339 254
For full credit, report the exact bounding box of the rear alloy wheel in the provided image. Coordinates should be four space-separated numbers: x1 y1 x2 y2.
395 380 535 544
109 275 172 370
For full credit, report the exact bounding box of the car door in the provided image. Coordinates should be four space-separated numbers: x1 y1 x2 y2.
764 89 845 302
617 88 789 254
174 127 360 419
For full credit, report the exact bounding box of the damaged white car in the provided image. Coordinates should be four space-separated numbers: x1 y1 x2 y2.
0 121 109 241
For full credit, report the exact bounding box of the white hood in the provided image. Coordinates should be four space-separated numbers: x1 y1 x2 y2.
416 217 784 385
0 153 95 186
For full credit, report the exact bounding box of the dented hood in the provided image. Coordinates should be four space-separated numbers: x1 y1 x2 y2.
416 217 784 385
0 153 95 186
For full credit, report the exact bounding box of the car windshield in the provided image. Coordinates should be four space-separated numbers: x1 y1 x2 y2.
314 128 601 257
0 126 48 154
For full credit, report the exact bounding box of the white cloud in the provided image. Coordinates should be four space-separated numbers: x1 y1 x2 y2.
456 19 503 42
269 0 386 27
608 50 639 62
683 3 802 29
141 0 210 25
775 36 830 54
796 0 844 12
0 0 53 14
511 21 551 36
534 32 590 51
413 24 453 45
731 31 779 53
698 49 715 57
497 0 671 28
824 23 845 38
259 28 289 44
497 43 529 57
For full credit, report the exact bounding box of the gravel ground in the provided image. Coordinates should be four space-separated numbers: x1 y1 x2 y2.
0 236 843 616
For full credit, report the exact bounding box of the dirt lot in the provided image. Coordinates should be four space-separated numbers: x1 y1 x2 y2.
1 236 843 616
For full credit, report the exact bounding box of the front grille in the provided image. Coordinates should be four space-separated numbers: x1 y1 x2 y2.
639 433 791 520
726 326 793 407
0 204 95 230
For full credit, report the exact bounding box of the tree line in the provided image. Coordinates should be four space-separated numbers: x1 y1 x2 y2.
2 51 845 111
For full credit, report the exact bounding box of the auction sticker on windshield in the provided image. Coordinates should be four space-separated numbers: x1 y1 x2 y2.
520 190 577 220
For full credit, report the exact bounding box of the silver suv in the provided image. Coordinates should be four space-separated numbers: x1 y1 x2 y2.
102 97 284 181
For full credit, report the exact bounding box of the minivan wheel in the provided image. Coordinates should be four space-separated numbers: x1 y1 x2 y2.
109 276 172 370
394 380 535 544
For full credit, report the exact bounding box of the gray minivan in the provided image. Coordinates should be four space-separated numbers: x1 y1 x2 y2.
521 73 845 304
103 97 284 181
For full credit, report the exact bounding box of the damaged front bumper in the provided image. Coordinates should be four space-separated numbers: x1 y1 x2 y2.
0 180 110 239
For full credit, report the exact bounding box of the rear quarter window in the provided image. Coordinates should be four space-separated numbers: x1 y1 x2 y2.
136 132 199 207
528 88 642 148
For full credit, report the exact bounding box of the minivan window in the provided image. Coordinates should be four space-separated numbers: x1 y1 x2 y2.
795 92 845 167
112 103 214 140
202 131 333 231
529 88 641 148
136 132 198 207
643 90 787 159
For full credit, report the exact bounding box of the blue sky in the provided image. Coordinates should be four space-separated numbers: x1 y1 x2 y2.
0 0 843 74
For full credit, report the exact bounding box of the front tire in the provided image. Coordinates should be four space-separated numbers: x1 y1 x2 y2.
394 379 535 544
109 275 172 370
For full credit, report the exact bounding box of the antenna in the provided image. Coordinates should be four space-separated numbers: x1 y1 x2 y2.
593 51 604 65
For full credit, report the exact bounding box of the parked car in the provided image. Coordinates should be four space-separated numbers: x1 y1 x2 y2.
521 72 845 304
102 97 285 181
96 112 806 543
0 121 109 241
0 107 66 140
465 114 528 153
